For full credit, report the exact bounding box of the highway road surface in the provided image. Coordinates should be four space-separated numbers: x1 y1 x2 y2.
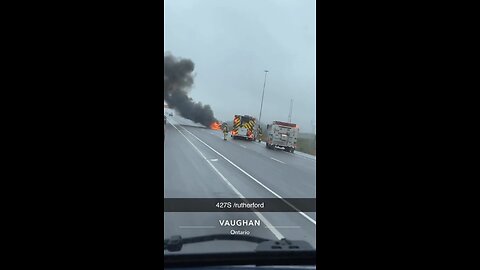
164 114 316 254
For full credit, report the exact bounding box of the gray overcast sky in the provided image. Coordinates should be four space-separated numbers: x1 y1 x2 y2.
164 0 316 133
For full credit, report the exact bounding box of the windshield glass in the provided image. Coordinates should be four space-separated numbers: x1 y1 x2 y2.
164 0 316 258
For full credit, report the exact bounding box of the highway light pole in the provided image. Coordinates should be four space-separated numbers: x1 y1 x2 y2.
257 70 268 142
258 70 269 128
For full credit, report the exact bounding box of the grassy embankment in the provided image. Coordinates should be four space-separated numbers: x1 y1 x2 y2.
296 137 316 156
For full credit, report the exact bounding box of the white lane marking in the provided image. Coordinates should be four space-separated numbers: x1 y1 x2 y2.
169 122 285 240
210 159 218 162
179 126 316 225
270 157 286 164
292 152 316 161
240 145 247 149
291 153 316 162
252 142 316 162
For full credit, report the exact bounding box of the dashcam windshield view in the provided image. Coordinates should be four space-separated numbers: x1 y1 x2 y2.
164 0 316 265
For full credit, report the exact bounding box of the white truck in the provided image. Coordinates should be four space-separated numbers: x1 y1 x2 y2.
265 121 299 153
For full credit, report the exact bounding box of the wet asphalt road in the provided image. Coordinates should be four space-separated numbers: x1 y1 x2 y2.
164 115 316 254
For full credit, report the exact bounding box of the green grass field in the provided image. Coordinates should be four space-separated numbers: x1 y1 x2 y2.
296 137 316 156
257 134 316 156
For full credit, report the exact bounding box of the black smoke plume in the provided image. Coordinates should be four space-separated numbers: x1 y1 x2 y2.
164 53 217 126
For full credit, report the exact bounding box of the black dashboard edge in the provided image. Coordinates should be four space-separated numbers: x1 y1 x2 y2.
164 251 316 268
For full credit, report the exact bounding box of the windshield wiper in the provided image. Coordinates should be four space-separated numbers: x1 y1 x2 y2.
164 234 314 252
164 234 315 267
164 234 272 252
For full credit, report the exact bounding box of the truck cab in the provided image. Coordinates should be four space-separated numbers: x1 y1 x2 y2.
265 121 299 153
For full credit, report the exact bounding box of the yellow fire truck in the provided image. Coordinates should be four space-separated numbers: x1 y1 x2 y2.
231 115 256 141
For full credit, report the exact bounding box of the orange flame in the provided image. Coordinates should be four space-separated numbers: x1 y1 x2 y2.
210 122 221 130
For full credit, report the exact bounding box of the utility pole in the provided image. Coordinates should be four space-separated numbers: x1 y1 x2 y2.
288 99 293 122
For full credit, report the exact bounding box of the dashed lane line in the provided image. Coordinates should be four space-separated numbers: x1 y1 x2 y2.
179 125 316 226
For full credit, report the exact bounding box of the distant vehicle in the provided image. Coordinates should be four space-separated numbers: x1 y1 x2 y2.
169 112 173 116
265 121 299 153
231 115 256 141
